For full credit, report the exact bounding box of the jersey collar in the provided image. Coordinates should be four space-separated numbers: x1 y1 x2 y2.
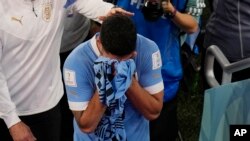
90 33 101 57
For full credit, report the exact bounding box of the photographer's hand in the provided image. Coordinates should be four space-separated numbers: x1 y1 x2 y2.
161 0 198 33
162 0 175 16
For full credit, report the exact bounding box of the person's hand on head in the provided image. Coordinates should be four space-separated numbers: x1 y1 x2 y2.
99 7 134 21
9 121 37 141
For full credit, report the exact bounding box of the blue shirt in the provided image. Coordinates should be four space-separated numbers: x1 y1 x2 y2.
116 0 185 102
116 0 205 102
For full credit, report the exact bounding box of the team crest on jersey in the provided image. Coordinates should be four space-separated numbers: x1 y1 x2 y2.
42 1 53 22
64 69 77 87
152 50 162 70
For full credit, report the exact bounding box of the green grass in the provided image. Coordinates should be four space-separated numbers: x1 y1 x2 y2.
176 1 211 140
177 70 204 141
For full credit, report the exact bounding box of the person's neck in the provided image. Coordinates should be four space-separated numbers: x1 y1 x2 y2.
95 37 103 56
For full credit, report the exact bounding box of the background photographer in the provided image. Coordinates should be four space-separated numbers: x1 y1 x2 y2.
104 0 205 140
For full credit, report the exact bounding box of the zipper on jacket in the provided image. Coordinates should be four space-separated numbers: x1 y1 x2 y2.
237 0 244 58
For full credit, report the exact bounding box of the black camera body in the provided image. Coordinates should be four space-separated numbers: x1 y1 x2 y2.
141 1 163 21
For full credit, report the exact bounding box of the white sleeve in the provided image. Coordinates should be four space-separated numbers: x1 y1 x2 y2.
74 0 114 22
0 40 21 128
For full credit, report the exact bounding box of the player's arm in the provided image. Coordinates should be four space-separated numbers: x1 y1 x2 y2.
64 70 106 133
72 90 106 133
126 78 163 120
125 39 164 120
63 53 107 133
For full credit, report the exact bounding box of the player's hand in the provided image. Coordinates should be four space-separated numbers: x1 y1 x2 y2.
99 7 134 21
9 121 37 141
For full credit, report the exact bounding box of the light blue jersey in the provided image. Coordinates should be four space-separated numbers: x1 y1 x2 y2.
63 34 164 141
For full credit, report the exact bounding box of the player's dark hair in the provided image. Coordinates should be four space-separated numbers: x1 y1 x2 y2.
100 14 137 57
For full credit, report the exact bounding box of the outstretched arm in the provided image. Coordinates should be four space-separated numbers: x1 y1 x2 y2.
70 0 133 22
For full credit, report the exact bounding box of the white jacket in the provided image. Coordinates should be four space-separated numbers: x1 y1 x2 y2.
0 0 113 128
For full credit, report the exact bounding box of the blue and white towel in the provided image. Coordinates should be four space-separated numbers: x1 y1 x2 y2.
93 56 136 141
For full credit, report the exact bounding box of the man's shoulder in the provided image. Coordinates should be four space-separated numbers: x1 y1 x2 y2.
136 34 159 51
136 34 151 41
71 40 92 55
65 40 94 66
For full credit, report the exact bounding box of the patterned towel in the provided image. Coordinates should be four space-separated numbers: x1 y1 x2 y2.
94 56 136 141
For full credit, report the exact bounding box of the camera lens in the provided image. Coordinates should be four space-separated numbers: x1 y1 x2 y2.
141 1 163 21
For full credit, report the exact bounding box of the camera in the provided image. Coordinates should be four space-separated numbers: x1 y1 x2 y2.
141 0 163 21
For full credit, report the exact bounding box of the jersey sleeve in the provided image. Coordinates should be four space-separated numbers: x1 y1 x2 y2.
136 35 164 95
63 46 95 111
64 0 113 22
0 40 21 128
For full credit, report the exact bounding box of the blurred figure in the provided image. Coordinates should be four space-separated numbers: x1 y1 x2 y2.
203 0 250 86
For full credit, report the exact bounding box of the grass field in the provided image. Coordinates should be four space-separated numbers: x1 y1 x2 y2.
176 1 211 140
177 67 204 141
